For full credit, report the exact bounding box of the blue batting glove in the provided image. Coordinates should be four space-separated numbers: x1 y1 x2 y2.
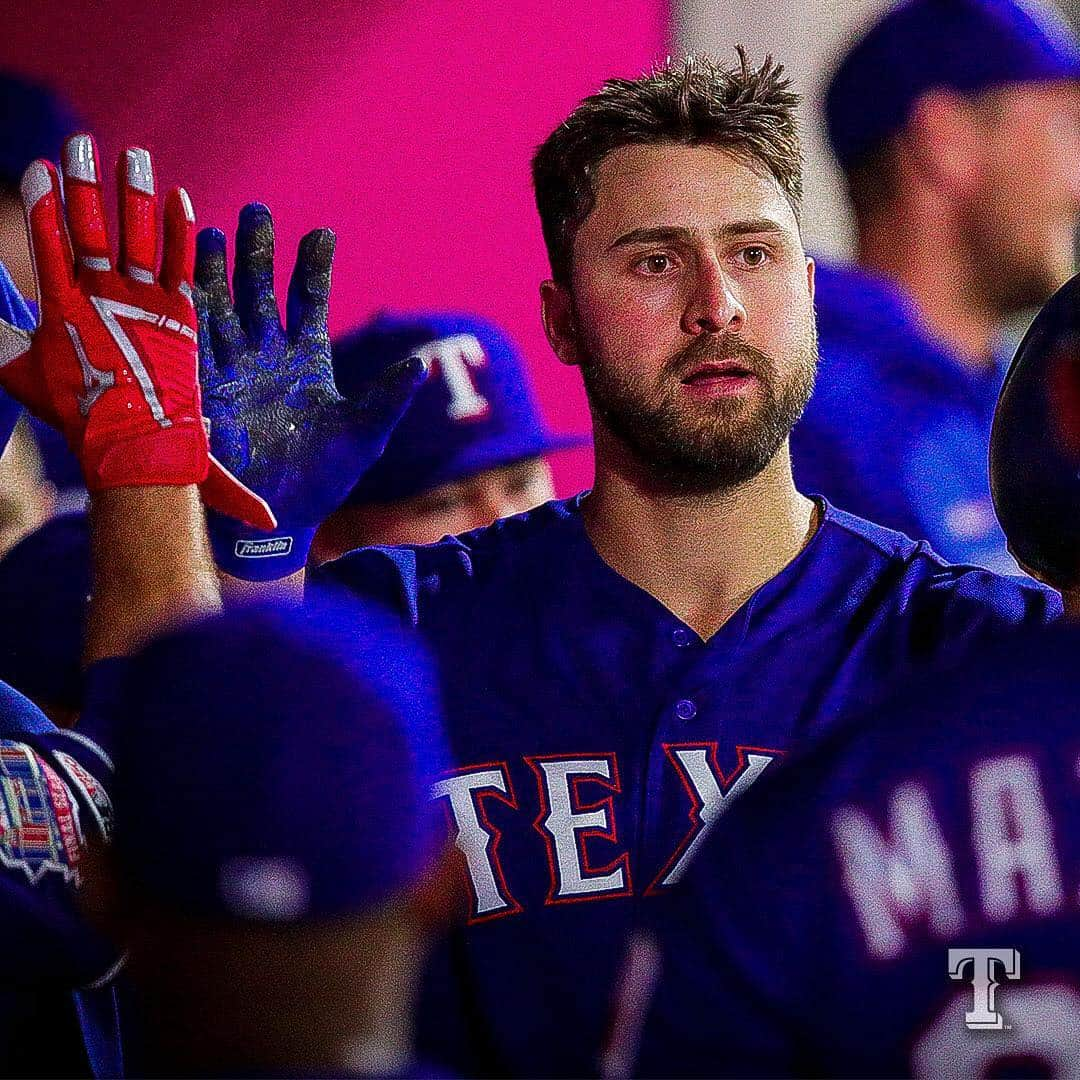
194 204 428 581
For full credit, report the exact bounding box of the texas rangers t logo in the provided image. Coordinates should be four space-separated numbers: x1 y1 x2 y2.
411 333 489 421
948 948 1021 1030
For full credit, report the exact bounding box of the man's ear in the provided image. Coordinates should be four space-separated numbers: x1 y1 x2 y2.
540 279 584 367
903 89 987 197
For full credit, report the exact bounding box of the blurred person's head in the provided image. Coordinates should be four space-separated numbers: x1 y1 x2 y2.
313 313 584 559
532 53 817 496
88 598 457 1077
0 73 80 298
828 0 1080 316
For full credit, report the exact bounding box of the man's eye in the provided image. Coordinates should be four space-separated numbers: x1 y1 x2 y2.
738 246 769 268
636 253 675 274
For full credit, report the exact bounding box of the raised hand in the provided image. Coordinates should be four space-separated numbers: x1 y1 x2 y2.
195 203 428 581
0 134 274 530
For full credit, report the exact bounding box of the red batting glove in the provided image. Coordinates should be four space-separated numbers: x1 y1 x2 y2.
0 133 275 530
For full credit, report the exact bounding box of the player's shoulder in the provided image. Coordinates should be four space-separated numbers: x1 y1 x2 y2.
709 619 1079 859
822 500 1056 604
314 495 586 624
811 260 960 395
813 260 927 352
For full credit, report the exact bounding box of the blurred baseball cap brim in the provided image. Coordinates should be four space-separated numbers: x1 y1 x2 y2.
348 428 589 505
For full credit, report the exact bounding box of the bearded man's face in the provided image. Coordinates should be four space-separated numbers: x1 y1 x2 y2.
543 141 818 492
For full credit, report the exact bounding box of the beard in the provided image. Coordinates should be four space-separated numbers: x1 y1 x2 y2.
578 320 818 496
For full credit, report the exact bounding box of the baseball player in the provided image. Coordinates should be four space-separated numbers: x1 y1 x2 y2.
190 51 1073 1076
0 133 281 1074
93 597 453 1077
633 619 1080 1077
313 311 584 557
794 0 1080 572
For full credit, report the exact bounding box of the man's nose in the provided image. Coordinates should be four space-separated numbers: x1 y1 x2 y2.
681 255 746 335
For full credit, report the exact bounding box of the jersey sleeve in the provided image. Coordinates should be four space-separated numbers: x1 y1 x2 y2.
312 537 479 628
0 682 117 987
906 566 1061 667
0 262 29 458
0 260 35 333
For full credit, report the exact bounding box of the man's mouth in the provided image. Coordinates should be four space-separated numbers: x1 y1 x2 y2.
679 359 759 396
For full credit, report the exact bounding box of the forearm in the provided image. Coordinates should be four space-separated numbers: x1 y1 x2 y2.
218 567 305 608
85 486 221 664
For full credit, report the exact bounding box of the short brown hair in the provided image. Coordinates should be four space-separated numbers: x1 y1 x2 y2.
532 49 804 284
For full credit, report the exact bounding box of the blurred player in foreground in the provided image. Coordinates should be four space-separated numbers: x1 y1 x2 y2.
313 311 582 558
634 253 1080 1077
795 0 1080 571
634 622 1080 1077
0 129 284 1073
88 599 453 1077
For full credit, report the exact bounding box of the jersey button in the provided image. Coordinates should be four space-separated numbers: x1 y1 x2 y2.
675 699 697 720
671 627 693 648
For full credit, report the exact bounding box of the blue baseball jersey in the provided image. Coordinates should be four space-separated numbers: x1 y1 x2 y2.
315 493 1058 1076
0 678 120 1077
636 622 1080 1078
0 263 83 494
794 262 1016 573
0 262 30 458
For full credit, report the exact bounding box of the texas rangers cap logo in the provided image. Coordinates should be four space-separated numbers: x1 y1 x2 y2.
410 333 490 422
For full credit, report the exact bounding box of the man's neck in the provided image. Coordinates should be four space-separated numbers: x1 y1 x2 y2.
859 203 1000 369
583 441 818 640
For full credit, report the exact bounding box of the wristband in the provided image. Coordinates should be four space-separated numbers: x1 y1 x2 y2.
207 512 316 581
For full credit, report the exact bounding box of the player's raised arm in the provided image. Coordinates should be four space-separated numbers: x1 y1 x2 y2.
0 134 275 661
193 203 429 605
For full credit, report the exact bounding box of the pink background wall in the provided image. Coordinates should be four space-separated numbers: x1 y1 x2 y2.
3 0 669 495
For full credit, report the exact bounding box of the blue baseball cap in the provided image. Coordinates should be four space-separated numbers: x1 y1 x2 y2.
0 73 81 189
110 596 450 922
826 0 1080 172
334 312 587 504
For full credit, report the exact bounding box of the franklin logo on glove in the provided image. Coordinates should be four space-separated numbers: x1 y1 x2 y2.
234 537 294 559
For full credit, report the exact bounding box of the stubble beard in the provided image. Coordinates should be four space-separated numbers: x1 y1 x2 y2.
577 319 818 497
